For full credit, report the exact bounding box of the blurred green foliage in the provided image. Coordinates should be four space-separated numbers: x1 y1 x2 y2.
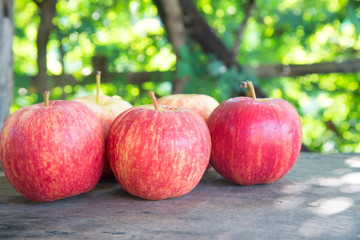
12 0 360 153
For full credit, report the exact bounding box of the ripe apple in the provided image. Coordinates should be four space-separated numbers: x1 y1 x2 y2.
73 71 132 177
207 81 302 185
157 94 219 169
106 91 211 200
0 91 105 202
157 94 219 123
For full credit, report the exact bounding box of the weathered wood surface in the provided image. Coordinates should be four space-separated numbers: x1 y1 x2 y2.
1 153 359 239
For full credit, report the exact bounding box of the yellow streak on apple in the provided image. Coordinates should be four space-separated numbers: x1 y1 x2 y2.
147 91 203 197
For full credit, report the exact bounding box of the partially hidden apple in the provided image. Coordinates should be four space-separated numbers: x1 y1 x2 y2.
207 81 302 185
73 71 132 177
0 91 105 202
106 91 211 200
157 94 219 123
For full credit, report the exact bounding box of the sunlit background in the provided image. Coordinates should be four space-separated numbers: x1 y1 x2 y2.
12 0 360 153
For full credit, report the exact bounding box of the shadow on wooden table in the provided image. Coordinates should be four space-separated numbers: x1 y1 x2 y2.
0 153 359 239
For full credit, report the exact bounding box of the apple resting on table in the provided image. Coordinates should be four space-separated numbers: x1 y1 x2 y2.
106 91 211 200
73 71 132 177
207 81 302 185
157 93 219 169
0 91 105 202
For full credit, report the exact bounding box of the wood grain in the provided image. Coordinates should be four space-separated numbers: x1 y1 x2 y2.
0 153 359 239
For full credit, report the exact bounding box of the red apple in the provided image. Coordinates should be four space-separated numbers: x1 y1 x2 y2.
157 94 219 169
73 72 132 177
157 94 219 123
0 91 105 202
207 81 302 185
106 91 211 200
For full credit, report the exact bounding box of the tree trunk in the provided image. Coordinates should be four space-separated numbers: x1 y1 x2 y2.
32 0 57 94
0 0 13 128
153 0 189 93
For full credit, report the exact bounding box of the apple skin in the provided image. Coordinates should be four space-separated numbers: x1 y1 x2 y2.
207 97 302 186
157 94 219 123
106 105 211 200
73 95 132 177
157 94 219 170
0 100 105 202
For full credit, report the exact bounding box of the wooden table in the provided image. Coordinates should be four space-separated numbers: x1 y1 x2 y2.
1 153 359 239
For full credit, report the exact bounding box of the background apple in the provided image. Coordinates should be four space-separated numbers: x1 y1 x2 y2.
73 71 132 177
157 94 219 123
0 91 105 202
207 81 302 185
106 91 211 200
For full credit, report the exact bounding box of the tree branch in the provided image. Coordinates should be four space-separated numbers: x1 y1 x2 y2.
256 59 360 78
232 0 256 60
324 120 343 139
29 71 172 93
178 0 235 67
176 0 270 98
32 0 42 8
29 58 360 93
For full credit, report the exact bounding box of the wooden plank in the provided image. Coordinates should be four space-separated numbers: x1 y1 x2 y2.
0 153 360 239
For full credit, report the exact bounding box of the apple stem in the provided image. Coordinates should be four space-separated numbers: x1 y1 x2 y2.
43 90 50 107
241 80 256 100
96 71 101 104
148 91 159 110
